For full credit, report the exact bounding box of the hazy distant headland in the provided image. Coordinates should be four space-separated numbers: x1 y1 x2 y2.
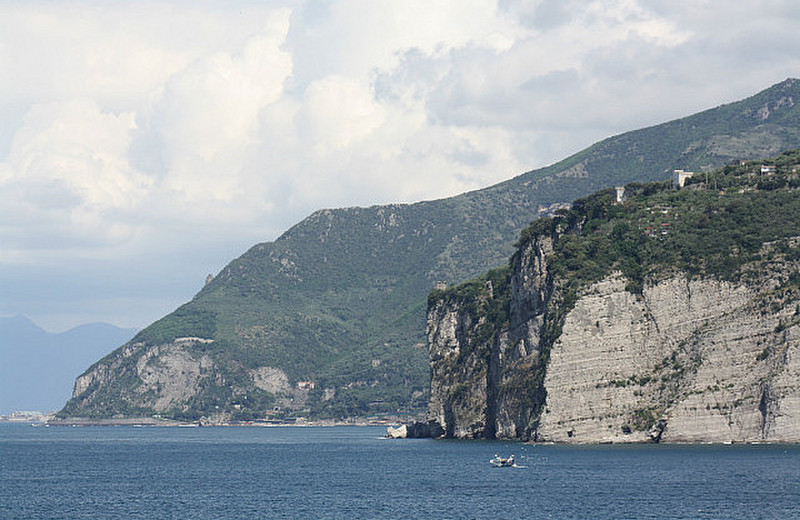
0 315 137 413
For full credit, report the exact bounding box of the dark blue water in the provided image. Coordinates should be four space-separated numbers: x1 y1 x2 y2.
1 423 798 519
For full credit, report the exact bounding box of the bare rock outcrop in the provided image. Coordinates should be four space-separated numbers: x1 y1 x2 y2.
537 274 800 443
66 338 220 418
427 232 800 443
135 342 213 412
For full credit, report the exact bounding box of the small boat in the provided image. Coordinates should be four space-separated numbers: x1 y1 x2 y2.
490 453 517 467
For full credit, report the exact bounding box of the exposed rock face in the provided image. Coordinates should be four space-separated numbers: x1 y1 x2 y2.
427 236 800 443
252 366 291 394
386 425 408 438
539 274 800 443
427 302 492 438
386 420 445 438
65 338 292 421
428 237 554 440
69 339 216 416
135 342 213 412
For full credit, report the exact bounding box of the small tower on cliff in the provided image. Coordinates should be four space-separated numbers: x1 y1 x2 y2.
615 186 626 204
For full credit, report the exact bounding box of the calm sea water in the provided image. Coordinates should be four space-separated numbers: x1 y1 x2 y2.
1 423 798 519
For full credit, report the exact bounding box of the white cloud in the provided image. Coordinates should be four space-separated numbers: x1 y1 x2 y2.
0 2 277 106
0 99 145 260
301 75 388 153
147 9 293 207
1 0 800 329
288 0 524 86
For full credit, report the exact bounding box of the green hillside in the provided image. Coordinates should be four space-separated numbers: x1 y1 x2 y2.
522 150 800 292
441 149 800 326
62 79 800 421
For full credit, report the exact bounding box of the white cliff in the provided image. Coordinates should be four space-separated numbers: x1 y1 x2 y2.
537 273 800 443
427 232 800 443
65 338 300 421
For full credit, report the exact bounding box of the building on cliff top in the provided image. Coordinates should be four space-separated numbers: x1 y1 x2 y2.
672 169 695 189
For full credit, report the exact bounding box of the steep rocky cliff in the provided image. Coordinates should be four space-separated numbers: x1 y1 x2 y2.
64 336 313 422
428 152 800 442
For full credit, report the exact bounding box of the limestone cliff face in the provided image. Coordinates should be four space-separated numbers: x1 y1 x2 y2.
65 337 297 421
428 237 555 440
427 235 800 443
427 302 491 438
539 273 800 443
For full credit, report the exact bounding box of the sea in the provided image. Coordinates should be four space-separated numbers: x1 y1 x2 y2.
1 423 798 519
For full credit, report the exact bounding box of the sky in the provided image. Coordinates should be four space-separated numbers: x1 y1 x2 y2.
1 0 799 333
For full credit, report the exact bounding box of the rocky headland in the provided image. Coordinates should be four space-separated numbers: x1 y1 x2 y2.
427 154 800 443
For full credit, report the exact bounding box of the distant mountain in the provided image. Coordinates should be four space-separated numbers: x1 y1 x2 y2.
0 316 136 412
61 79 800 422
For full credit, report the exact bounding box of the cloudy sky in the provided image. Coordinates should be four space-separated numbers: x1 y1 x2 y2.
1 0 799 332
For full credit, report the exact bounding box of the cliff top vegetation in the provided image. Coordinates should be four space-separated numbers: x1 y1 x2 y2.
520 149 800 292
432 149 800 322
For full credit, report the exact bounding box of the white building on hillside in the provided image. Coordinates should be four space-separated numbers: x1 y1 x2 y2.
672 169 694 189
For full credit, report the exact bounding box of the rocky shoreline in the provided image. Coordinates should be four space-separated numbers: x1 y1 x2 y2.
45 416 411 428
385 420 445 438
8 415 795 443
